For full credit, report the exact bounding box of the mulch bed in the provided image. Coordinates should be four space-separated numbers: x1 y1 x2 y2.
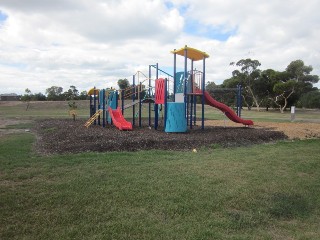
33 119 288 154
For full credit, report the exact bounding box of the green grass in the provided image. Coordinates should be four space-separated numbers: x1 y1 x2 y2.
1 101 320 239
0 101 89 119
1 133 320 239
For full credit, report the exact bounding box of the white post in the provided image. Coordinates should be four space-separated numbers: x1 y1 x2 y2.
291 106 295 122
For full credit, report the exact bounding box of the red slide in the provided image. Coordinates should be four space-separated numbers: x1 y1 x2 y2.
108 107 133 130
203 91 254 126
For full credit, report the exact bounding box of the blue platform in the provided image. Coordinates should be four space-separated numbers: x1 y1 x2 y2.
165 102 187 133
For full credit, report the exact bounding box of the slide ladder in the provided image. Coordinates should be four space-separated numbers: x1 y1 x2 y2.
84 109 103 128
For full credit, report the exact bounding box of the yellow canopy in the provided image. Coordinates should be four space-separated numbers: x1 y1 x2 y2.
87 88 100 96
171 46 209 61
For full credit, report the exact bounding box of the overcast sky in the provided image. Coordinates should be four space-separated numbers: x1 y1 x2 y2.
0 0 319 95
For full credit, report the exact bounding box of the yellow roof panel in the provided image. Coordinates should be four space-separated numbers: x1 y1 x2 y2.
171 46 209 61
88 88 100 95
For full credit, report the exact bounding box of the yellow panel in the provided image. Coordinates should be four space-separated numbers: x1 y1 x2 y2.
88 88 100 95
171 46 209 61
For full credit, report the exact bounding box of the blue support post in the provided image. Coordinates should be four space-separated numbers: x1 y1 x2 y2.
90 95 93 117
102 89 106 127
184 46 188 124
237 84 242 117
93 87 97 125
164 78 168 130
121 89 124 115
154 64 159 130
139 82 142 127
202 58 206 130
148 65 151 127
193 95 197 125
154 104 158 130
156 63 159 79
132 75 135 126
189 60 194 128
173 50 176 101
98 94 101 126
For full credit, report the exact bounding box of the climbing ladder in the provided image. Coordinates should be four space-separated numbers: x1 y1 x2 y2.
84 109 103 128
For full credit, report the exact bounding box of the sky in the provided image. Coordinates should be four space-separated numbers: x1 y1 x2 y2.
0 0 319 95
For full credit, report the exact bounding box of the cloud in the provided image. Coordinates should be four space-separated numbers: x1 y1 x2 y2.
0 0 319 95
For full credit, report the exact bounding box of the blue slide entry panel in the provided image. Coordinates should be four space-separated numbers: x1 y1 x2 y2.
107 91 117 123
175 72 184 93
165 102 187 133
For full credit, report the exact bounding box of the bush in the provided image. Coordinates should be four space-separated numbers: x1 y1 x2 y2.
299 91 320 109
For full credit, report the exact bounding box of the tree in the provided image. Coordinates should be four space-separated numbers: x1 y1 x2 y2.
299 90 320 109
205 81 217 96
33 92 47 101
285 60 319 103
21 88 32 110
46 86 63 101
117 79 130 90
273 79 297 113
62 86 79 100
230 59 262 110
286 60 319 83
79 90 88 100
269 60 319 112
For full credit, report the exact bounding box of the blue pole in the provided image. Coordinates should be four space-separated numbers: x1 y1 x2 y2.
164 78 168 130
202 58 206 130
154 67 159 130
184 46 188 125
148 65 151 127
190 60 194 128
193 95 197 125
90 95 93 117
121 89 124 115
238 85 242 117
173 49 176 101
139 82 142 127
132 75 135 126
156 63 159 79
103 89 106 127
93 87 97 125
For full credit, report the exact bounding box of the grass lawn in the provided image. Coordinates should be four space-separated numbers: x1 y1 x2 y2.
1 132 320 239
1 101 320 239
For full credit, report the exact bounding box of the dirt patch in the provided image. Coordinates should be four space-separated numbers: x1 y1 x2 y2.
0 118 32 137
33 119 288 154
205 120 320 140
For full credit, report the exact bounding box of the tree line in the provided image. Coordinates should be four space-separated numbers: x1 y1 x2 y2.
21 85 89 101
206 59 320 111
20 59 319 111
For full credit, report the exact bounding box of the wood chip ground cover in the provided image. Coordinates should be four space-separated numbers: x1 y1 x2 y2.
33 119 288 154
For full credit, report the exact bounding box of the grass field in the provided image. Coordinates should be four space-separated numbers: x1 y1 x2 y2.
1 101 320 239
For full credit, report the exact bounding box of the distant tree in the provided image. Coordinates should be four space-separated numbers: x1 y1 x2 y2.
230 59 262 110
32 92 47 101
117 79 130 90
285 60 319 105
299 90 320 109
286 60 319 84
269 61 319 112
205 81 217 96
273 79 297 113
62 86 79 100
21 88 32 110
79 90 89 100
46 86 63 101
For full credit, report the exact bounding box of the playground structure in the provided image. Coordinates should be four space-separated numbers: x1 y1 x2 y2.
85 46 253 132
